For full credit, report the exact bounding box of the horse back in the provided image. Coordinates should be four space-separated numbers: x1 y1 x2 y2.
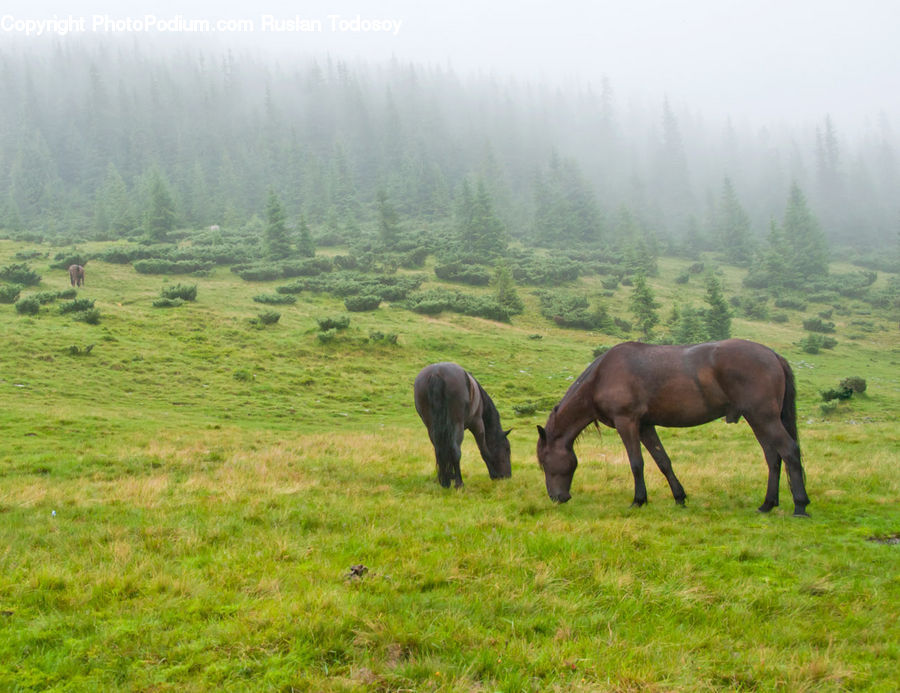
592 340 784 427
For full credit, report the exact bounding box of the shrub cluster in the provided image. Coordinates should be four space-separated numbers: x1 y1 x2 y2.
134 258 212 275
152 298 184 308
0 284 22 304
160 284 198 301
253 293 297 305
405 289 511 322
800 333 837 353
536 290 615 331
254 310 281 325
802 317 836 333
433 262 492 286
15 296 40 315
0 263 41 286
344 295 382 312
316 315 350 331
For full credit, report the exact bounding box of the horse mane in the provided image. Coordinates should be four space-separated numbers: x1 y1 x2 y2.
475 380 505 442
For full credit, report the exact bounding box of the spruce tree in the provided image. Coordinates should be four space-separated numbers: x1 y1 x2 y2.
265 189 291 259
703 273 732 340
459 178 507 259
783 183 829 280
630 272 659 341
144 169 176 242
296 214 315 258
715 177 754 265
376 188 401 250
492 262 524 315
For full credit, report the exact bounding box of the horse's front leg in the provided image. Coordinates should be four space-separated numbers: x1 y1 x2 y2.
639 425 686 506
615 417 648 507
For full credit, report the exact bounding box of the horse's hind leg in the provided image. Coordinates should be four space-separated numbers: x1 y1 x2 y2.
640 425 687 506
749 419 809 516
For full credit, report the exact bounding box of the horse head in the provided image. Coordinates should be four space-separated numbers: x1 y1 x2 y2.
536 423 577 503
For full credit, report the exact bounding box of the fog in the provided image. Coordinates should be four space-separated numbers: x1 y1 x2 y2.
5 0 900 127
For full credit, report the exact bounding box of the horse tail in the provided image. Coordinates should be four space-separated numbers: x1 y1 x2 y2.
777 354 799 445
427 374 458 485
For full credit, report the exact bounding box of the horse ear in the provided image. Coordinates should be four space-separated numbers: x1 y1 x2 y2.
536 425 546 442
503 428 512 438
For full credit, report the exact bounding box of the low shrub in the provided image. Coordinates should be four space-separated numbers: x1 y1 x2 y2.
316 315 350 331
255 310 281 325
253 293 297 305
434 262 492 286
368 330 398 344
152 297 184 308
134 259 212 275
160 284 197 301
774 297 806 311
0 283 22 304
803 317 836 333
73 308 101 324
821 386 853 402
59 298 95 314
345 295 382 312
15 296 40 315
839 376 867 394
317 328 337 343
800 333 838 353
0 263 41 286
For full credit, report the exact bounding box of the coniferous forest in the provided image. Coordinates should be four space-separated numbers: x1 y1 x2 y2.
2 41 898 254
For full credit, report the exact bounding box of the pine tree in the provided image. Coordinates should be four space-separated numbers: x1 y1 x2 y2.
265 189 291 259
376 188 401 250
459 178 507 259
296 214 315 258
630 272 659 341
715 177 754 265
783 182 829 280
672 304 706 344
492 262 524 315
144 168 176 242
703 273 732 340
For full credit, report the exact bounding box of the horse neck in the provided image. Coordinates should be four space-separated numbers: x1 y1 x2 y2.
475 386 503 449
549 381 596 445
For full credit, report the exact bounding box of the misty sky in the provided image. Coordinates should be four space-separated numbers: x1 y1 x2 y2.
5 0 900 127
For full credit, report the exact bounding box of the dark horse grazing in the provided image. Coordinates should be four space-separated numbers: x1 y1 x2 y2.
414 362 511 487
68 264 85 287
536 339 810 516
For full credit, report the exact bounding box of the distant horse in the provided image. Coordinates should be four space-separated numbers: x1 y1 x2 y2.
536 339 810 516
414 362 512 488
68 264 85 287
208 224 221 231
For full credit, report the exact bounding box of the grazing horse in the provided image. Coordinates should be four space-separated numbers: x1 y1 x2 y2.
68 264 85 287
536 339 810 516
414 362 512 488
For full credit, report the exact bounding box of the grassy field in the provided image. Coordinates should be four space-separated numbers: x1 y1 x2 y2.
1 239 899 691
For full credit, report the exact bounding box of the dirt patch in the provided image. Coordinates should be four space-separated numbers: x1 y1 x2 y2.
867 533 900 545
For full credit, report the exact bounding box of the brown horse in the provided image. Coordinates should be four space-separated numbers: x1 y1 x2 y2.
68 264 85 287
414 362 511 488
536 339 810 516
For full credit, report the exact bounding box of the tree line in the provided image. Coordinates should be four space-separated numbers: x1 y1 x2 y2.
1 41 899 276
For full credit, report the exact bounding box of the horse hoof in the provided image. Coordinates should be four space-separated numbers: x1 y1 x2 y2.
793 510 810 518
674 497 686 507
630 501 646 509
757 505 773 513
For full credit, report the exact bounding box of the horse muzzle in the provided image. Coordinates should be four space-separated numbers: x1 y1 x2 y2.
549 491 571 503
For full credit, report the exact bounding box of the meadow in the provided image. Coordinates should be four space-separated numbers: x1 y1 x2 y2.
1 239 898 691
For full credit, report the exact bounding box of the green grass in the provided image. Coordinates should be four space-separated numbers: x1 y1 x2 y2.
1 240 899 691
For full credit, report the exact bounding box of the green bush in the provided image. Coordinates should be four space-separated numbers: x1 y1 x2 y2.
434 262 492 286
317 328 337 343
345 295 382 312
0 263 41 286
15 296 40 315
774 297 807 311
256 310 281 325
59 298 95 314
160 283 197 301
74 308 101 324
56 288 77 300
152 297 184 308
802 317 836 333
0 283 22 304
821 386 853 402
839 377 867 394
134 258 212 275
253 293 297 305
368 330 398 344
316 315 350 331
800 333 838 354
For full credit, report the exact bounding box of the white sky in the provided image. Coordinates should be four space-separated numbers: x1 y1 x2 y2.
3 0 899 127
